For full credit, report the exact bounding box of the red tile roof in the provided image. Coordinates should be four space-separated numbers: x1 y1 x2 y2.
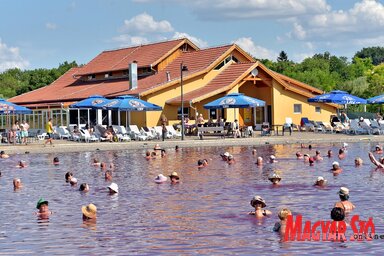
9 45 234 105
166 62 256 104
76 38 196 76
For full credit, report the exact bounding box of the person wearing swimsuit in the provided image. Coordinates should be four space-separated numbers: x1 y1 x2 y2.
249 195 272 217
334 187 355 214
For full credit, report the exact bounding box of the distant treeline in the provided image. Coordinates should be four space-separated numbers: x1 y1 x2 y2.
0 47 383 111
260 47 384 101
0 61 78 99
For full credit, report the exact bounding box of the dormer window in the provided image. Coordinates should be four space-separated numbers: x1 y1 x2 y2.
88 74 96 80
105 72 113 78
214 55 239 70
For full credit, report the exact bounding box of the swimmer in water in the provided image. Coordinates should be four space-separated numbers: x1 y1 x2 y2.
273 208 292 236
13 178 23 189
354 157 363 167
169 172 180 184
314 150 323 161
296 152 303 159
368 152 384 168
0 150 9 158
269 155 277 163
35 198 53 219
338 148 346 160
249 196 272 217
256 156 263 166
331 161 342 175
314 176 327 187
334 187 355 214
79 183 90 192
227 155 235 165
375 145 383 154
53 157 60 165
268 173 281 185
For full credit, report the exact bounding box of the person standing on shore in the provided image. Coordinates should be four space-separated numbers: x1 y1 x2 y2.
20 120 30 145
161 114 168 141
44 118 54 147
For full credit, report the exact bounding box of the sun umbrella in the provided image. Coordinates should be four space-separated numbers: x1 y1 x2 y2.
308 90 367 104
367 94 384 104
203 93 265 109
69 95 112 109
103 95 162 111
0 98 32 114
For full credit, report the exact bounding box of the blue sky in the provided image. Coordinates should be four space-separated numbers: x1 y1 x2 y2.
1 0 383 72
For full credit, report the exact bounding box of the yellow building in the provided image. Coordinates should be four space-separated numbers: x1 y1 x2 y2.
9 38 336 129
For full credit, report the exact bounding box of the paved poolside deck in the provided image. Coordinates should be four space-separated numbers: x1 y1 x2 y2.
1 131 383 155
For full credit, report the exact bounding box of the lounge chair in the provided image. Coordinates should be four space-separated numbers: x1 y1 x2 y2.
320 122 334 133
140 127 155 140
80 129 99 142
112 125 131 142
166 125 182 138
127 125 148 141
370 120 384 135
300 117 315 132
56 126 71 140
154 126 172 139
348 119 366 135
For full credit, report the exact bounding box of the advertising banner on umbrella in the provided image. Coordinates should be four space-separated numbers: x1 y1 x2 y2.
0 99 32 114
69 95 112 109
103 95 162 111
203 93 265 109
308 90 367 105
367 94 384 104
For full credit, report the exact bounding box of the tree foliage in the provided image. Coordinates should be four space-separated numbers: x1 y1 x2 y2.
354 47 384 66
262 49 383 100
0 61 77 98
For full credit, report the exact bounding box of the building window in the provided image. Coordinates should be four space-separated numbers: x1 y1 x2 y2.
88 74 96 80
315 106 321 113
209 109 217 120
214 55 239 70
105 72 113 78
294 104 302 114
177 107 189 120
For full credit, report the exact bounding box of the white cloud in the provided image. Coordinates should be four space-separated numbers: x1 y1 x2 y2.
111 35 150 47
45 22 57 30
120 13 173 35
289 0 384 40
172 32 208 48
0 39 29 72
233 37 277 60
193 0 330 19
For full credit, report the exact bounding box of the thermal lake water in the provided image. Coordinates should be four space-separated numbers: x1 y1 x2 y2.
0 141 383 255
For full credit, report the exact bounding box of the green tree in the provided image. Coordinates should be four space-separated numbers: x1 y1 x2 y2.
354 47 384 65
277 51 288 62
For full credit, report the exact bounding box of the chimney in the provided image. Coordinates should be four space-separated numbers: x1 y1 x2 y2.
129 61 138 90
166 71 171 82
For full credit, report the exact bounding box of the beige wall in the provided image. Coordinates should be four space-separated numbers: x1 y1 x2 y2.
272 81 336 125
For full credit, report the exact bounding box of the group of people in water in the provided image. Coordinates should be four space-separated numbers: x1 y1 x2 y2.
2 139 383 236
245 142 384 238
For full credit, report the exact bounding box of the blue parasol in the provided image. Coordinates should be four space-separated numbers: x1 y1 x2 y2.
203 93 265 109
0 98 32 114
69 95 112 109
102 95 162 111
308 90 367 104
367 94 384 104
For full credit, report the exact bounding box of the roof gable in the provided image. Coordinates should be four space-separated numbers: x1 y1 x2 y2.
76 38 198 76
